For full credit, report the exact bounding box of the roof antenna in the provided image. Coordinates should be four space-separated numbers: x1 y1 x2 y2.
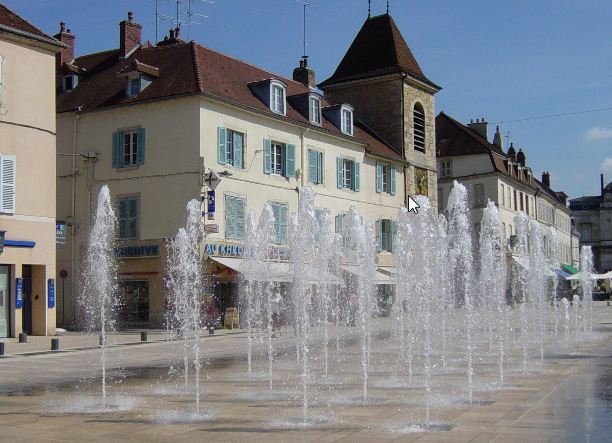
296 1 313 62
368 0 371 18
386 0 389 14
505 131 511 149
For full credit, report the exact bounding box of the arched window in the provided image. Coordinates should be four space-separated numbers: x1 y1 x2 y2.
413 102 426 152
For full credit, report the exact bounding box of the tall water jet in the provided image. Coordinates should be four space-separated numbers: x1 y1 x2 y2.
447 181 475 403
80 185 118 410
166 200 205 414
436 213 451 370
528 220 547 362
513 212 530 373
580 246 594 334
479 200 507 386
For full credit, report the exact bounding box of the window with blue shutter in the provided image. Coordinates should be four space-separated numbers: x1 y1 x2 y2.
376 162 397 195
390 165 397 196
338 158 359 191
308 150 323 184
376 219 393 252
265 140 295 179
353 162 360 192
225 195 245 240
376 162 383 193
263 138 272 174
217 127 227 165
285 144 296 178
113 128 145 168
118 196 139 240
375 220 382 252
270 202 288 244
336 157 343 189
218 128 245 168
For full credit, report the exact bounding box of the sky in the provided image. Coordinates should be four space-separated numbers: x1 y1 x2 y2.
4 0 612 198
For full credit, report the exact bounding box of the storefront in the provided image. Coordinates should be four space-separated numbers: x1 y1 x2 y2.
0 265 10 338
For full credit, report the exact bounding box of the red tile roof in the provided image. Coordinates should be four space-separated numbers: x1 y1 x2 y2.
57 40 401 161
320 14 439 89
0 4 62 46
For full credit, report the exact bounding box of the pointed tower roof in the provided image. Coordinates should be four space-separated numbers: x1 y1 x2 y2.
320 14 439 89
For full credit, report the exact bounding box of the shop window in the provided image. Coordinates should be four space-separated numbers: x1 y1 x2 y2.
119 280 149 323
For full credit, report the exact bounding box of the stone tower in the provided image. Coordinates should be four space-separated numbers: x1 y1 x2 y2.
319 13 440 208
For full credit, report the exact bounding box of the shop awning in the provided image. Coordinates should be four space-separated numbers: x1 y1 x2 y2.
554 269 572 279
210 257 342 284
341 265 396 285
561 263 579 275
566 271 597 281
511 256 556 277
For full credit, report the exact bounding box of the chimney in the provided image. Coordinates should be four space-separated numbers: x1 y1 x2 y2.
120 11 142 58
293 56 316 89
54 22 75 70
492 125 504 151
542 171 550 187
516 149 526 167
507 142 516 162
467 117 488 141
601 173 605 195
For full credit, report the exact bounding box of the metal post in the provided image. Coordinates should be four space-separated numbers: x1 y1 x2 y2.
141 331 148 342
51 338 60 350
0 342 5 356
18 332 27 343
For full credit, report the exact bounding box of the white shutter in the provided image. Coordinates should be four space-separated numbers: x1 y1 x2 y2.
1 155 16 213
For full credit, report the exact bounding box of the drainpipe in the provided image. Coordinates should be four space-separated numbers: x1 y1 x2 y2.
70 107 81 327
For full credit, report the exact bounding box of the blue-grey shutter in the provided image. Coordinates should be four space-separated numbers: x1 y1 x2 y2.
335 214 341 233
308 150 318 183
0 155 16 214
390 164 397 195
112 131 122 168
225 197 234 239
375 219 382 252
136 128 145 165
263 138 272 174
317 152 323 184
353 162 360 192
233 132 244 169
285 144 296 178
217 127 227 165
128 198 138 238
280 205 288 244
336 157 343 189
376 162 382 193
118 199 127 238
236 198 245 239
391 221 398 252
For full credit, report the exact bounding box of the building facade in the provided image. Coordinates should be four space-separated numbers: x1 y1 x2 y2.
435 112 578 269
0 5 63 337
55 12 430 328
569 175 612 273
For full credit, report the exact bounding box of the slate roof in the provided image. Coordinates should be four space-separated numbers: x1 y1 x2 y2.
0 4 63 47
320 14 439 89
56 40 401 161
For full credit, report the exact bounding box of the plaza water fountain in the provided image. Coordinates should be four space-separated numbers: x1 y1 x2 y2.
71 181 602 432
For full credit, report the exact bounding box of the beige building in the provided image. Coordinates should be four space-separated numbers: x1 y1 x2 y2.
55 12 431 328
0 5 63 337
435 112 579 271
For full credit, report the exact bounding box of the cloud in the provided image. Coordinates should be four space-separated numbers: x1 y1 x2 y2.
601 158 612 176
586 127 612 141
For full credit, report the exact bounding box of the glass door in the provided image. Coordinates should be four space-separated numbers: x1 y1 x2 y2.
0 266 9 338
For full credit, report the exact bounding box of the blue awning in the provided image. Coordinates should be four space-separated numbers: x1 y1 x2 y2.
554 269 572 279
4 240 36 248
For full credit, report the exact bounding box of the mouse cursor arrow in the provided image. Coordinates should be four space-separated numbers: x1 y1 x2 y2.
407 196 420 214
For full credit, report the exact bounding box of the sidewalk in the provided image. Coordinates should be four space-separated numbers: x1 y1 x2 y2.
0 327 245 357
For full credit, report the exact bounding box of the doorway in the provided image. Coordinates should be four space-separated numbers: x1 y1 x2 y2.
21 265 32 335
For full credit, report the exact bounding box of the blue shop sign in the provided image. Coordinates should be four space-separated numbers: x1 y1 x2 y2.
15 278 23 309
205 243 244 257
207 190 216 217
115 245 160 258
48 279 55 309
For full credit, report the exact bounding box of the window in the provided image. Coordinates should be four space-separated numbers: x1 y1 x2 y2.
314 208 327 241
263 139 295 178
270 202 288 244
376 162 396 195
62 75 78 91
309 96 321 125
473 183 485 208
580 224 592 242
341 106 353 136
500 184 505 206
225 195 245 240
118 196 139 240
441 160 452 178
337 157 360 191
217 127 244 168
415 167 428 196
0 155 16 214
271 83 285 114
119 280 149 323
113 128 145 168
413 102 426 152
513 190 518 211
520 192 525 212
506 186 512 209
376 219 397 252
308 149 324 184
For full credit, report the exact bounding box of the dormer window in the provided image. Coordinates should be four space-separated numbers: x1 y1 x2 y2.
117 59 159 98
341 105 353 136
62 74 78 91
129 77 140 97
270 82 286 115
309 95 321 125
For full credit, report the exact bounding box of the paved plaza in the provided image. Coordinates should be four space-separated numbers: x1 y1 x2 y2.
1 303 611 442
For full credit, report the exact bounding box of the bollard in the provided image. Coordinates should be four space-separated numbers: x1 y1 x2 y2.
99 335 104 346
51 338 60 351
0 342 5 356
18 332 27 343
140 331 148 342
208 324 215 335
